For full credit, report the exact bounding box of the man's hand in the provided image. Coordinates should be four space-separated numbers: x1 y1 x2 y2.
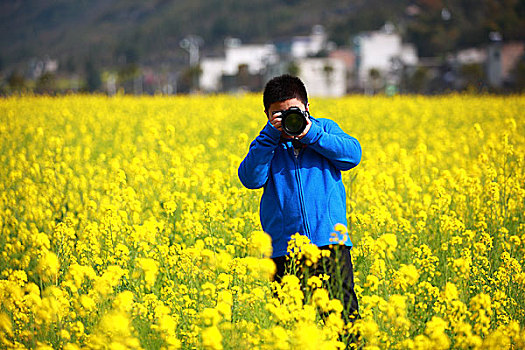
295 117 312 140
269 111 284 132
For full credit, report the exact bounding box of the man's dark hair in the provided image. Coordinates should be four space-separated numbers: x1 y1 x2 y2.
263 74 308 112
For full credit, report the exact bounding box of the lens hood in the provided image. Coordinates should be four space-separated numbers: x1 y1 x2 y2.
281 107 308 136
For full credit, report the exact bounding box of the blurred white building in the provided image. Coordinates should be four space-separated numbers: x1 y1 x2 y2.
200 38 278 92
295 57 347 97
199 25 352 96
354 23 418 91
455 47 486 65
289 24 329 58
200 58 228 92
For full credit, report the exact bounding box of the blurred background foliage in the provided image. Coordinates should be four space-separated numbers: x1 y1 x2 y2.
1 0 524 72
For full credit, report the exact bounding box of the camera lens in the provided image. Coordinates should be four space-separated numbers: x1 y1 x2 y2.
285 113 305 134
282 108 307 136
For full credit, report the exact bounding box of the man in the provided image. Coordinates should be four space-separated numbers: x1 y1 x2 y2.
238 74 361 322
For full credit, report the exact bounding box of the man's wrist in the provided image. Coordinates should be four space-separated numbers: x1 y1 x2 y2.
264 121 282 139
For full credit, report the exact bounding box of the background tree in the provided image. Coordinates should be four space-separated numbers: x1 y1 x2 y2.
85 59 102 92
35 72 56 94
7 70 26 93
287 61 300 77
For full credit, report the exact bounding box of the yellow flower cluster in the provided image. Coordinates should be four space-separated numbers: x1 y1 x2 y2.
0 94 524 349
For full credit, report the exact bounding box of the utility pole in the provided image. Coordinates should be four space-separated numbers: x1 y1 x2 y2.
180 35 203 92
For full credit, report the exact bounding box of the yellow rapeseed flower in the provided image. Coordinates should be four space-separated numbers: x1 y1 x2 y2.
1 94 524 349
37 250 59 282
202 326 223 350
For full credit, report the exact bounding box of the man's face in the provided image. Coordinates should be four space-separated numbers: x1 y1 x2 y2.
266 98 307 118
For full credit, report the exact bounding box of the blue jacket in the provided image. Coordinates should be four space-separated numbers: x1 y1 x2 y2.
238 116 362 258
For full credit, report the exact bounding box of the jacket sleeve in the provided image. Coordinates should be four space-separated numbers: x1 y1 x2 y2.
238 121 282 189
300 118 362 171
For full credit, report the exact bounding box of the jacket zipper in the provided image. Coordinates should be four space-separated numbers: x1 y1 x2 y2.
292 146 311 240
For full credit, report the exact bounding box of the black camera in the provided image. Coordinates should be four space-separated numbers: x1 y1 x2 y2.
281 107 309 137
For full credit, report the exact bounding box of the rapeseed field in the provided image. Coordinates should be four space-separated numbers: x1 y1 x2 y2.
0 94 524 349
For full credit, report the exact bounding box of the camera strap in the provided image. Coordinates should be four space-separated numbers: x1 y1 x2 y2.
291 138 303 149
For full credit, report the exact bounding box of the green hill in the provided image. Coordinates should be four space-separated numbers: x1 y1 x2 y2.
1 0 523 73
